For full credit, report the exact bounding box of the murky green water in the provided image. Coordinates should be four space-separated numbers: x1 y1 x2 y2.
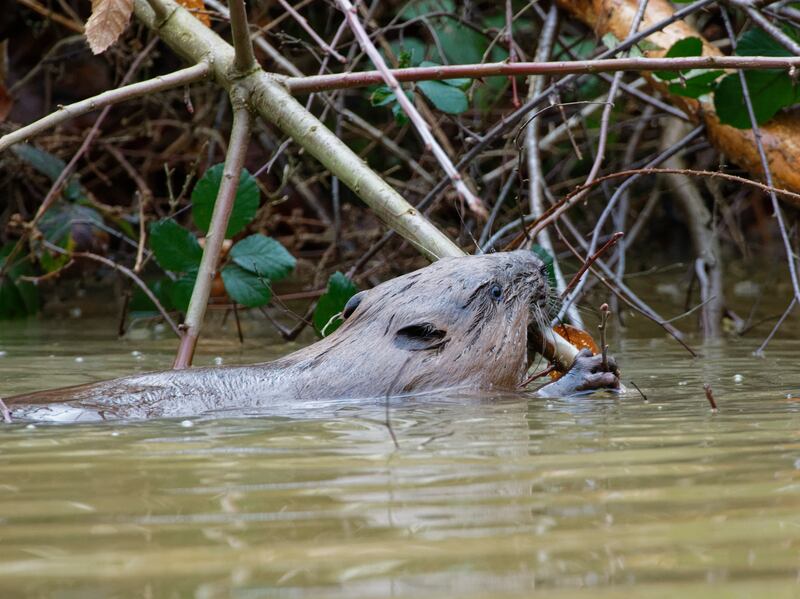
1 317 800 598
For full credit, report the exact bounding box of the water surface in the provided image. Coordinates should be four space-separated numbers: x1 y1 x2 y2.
1 317 799 597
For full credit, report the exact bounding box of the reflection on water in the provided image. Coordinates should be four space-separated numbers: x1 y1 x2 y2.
1 318 800 597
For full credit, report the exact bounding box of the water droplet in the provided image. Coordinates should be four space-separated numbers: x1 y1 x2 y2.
25 424 36 430
0 351 7 358
214 356 224 365
733 374 744 383
74 356 84 363
180 420 194 428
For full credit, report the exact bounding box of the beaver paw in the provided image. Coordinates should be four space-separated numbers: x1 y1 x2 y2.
536 349 620 397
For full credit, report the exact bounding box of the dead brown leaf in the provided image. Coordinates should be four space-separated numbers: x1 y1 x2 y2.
85 0 134 55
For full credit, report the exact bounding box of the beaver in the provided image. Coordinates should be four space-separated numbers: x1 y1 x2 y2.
3 251 619 422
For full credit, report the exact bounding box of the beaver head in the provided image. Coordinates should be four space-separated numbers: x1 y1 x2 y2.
301 251 553 397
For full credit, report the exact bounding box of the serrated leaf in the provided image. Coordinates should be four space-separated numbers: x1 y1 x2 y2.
85 0 134 55
418 80 468 114
191 164 260 237
654 37 703 80
715 70 797 128
221 264 272 307
313 272 359 336
737 27 793 57
229 234 296 281
149 219 203 273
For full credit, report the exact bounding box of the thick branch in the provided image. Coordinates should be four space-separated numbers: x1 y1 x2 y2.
285 55 800 93
133 0 462 262
0 62 210 152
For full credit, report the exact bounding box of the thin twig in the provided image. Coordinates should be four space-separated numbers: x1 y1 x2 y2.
629 380 648 402
560 232 624 298
334 0 487 218
703 383 718 411
0 62 210 152
599 303 610 371
281 55 800 93
276 0 346 62
41 242 181 336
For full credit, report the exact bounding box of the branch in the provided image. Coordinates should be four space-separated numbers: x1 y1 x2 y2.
228 0 257 73
284 55 800 93
0 62 210 152
133 0 463 262
334 0 487 218
174 89 252 369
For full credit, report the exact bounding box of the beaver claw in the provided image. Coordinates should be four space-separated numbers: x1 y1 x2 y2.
536 349 621 397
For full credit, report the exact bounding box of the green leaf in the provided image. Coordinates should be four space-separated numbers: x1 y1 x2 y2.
530 245 557 293
388 38 428 66
38 203 103 245
0 245 38 319
191 164 260 237
419 61 471 89
654 37 703 80
370 86 396 107
167 271 197 313
714 70 797 128
667 70 723 98
401 0 455 19
11 144 83 201
221 264 272 307
149 219 203 273
737 27 793 57
417 80 469 114
229 234 296 281
392 101 410 125
313 272 359 336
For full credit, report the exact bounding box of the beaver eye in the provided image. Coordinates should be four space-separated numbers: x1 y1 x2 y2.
539 264 548 277
489 284 503 300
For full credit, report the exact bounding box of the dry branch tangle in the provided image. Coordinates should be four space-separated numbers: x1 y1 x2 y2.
557 0 800 202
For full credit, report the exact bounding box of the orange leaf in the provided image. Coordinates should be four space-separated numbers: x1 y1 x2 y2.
177 0 210 26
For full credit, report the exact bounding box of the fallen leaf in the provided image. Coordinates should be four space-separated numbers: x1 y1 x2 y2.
85 0 134 55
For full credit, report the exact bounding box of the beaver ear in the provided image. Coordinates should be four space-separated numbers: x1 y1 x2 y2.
342 291 366 319
394 323 448 351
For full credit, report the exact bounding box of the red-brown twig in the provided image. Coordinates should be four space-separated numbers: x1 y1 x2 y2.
703 383 718 411
519 364 557 388
561 233 624 299
283 55 800 93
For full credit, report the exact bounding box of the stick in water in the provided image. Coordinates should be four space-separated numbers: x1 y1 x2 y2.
599 303 610 372
703 383 718 411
